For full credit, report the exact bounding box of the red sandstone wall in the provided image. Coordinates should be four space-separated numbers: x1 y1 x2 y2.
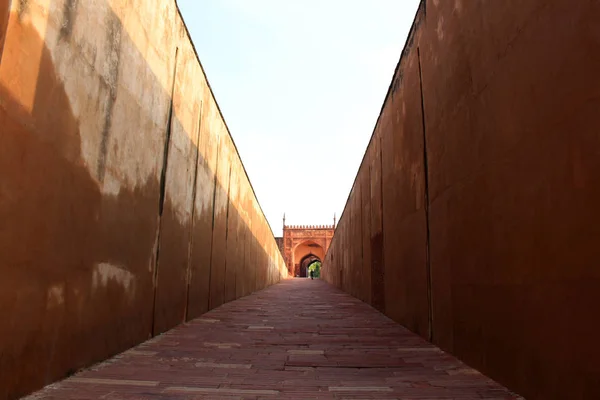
0 1 286 398
0 0 10 59
323 1 600 399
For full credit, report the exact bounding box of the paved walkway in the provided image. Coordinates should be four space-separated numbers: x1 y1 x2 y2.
27 279 521 399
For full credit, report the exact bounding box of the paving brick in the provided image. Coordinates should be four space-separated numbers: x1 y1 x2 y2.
24 280 523 399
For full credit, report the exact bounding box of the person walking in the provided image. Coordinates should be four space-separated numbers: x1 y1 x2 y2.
309 270 314 280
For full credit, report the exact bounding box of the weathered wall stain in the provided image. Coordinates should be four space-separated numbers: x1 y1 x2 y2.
58 0 76 39
96 11 122 183
324 0 600 399
0 1 286 399
15 0 25 20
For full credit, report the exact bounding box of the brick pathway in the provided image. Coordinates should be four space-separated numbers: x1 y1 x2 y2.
26 279 522 399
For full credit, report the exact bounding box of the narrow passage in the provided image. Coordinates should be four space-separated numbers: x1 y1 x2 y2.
27 280 521 399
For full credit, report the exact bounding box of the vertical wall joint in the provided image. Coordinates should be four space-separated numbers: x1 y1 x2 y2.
417 46 434 342
151 47 179 336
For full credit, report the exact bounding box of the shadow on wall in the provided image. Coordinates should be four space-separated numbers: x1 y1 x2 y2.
0 2 284 399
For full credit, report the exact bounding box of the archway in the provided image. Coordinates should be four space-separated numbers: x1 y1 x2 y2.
299 254 321 278
292 240 325 278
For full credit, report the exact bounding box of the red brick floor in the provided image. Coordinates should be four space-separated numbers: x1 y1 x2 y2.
25 279 523 399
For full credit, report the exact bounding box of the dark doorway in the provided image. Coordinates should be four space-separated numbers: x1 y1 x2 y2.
299 254 321 278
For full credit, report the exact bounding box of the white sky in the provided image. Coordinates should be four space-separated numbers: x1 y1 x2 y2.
177 0 421 236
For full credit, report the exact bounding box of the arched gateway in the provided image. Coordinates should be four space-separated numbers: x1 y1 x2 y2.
275 216 336 277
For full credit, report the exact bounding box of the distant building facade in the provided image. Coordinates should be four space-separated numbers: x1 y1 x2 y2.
275 215 336 277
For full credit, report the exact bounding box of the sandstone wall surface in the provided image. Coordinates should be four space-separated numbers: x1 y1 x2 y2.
323 1 600 399
0 1 286 398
